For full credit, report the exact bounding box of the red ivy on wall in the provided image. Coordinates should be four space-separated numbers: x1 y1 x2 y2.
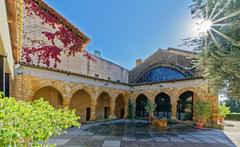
83 51 97 62
23 0 95 68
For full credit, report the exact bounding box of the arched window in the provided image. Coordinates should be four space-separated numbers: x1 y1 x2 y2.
155 93 171 119
177 91 193 121
135 94 148 118
136 67 186 83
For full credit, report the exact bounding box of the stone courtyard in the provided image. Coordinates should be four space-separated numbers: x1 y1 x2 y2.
48 119 236 147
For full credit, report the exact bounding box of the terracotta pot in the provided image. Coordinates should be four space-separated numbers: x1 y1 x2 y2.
196 120 205 129
148 115 153 122
153 119 168 129
219 116 224 123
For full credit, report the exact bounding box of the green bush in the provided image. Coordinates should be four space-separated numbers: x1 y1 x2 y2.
193 100 212 120
218 105 231 118
144 101 156 115
204 123 224 129
226 113 240 121
0 93 80 146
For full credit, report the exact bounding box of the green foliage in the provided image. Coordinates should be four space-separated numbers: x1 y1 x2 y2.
205 123 224 129
218 105 231 118
144 101 156 114
188 0 240 99
93 49 101 57
0 94 80 146
226 113 240 121
193 100 212 120
127 100 134 118
225 99 240 112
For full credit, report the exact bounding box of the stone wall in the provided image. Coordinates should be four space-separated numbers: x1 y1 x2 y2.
130 82 218 122
11 65 130 122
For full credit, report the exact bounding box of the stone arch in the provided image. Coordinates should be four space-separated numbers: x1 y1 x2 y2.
176 88 203 100
153 89 171 101
177 91 194 121
96 91 111 120
69 89 92 122
33 86 63 108
70 87 95 102
155 92 171 119
135 94 149 118
114 94 125 119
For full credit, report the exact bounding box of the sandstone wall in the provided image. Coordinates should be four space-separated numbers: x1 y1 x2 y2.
11 66 218 123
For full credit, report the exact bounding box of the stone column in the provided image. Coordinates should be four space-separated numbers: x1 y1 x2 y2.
90 102 97 121
124 100 128 118
149 98 155 117
110 100 116 118
171 97 177 120
132 99 136 118
62 98 70 107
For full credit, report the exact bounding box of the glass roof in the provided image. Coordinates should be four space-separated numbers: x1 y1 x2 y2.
136 67 187 83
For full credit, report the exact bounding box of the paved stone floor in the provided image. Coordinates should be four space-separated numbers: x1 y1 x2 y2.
49 119 236 147
224 120 240 147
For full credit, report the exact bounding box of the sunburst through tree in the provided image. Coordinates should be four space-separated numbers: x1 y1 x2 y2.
195 0 240 49
186 0 240 99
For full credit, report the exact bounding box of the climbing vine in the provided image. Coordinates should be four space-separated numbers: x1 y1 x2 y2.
22 0 95 68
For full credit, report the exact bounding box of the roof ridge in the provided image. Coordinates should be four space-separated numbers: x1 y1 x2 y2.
167 47 197 55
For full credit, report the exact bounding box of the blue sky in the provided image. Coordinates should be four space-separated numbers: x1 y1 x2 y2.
45 0 197 69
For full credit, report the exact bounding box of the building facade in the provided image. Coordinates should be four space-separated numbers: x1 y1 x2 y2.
4 0 218 123
0 0 18 97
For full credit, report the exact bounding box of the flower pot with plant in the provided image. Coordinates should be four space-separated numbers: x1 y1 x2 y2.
218 105 231 123
193 100 212 129
144 101 156 122
153 119 168 129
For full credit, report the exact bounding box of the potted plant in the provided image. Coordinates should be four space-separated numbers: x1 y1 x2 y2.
144 101 156 121
193 100 212 129
153 118 168 129
218 105 231 123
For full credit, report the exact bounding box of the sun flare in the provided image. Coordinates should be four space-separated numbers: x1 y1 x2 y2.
193 0 240 48
197 19 213 34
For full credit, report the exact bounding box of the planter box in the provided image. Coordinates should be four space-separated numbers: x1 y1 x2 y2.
153 119 168 129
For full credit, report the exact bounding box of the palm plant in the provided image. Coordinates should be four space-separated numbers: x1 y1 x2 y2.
144 101 157 121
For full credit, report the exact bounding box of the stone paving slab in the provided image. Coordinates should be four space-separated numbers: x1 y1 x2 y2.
47 139 70 145
49 119 236 147
102 140 121 147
